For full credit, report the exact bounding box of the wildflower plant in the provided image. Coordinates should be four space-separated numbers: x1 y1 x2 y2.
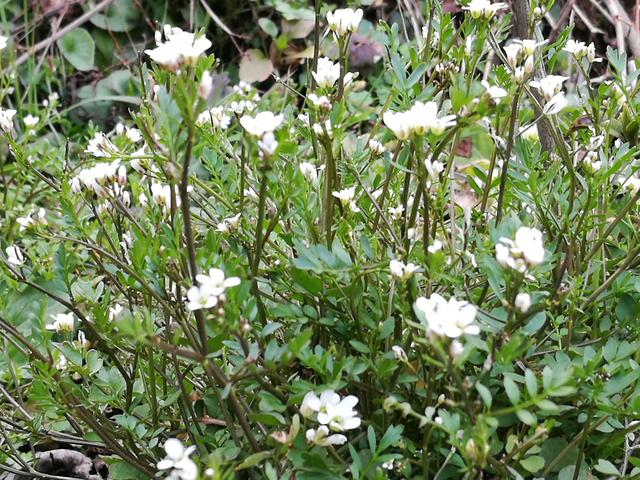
1 2 640 480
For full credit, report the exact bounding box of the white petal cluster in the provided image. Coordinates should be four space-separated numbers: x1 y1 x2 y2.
312 57 340 89
300 390 361 440
389 259 420 281
514 292 531 312
383 101 456 140
0 35 7 51
332 186 359 212
240 111 283 137
306 426 347 446
86 132 118 158
70 160 125 198
186 268 240 311
463 0 508 20
157 438 198 480
216 213 241 234
5 245 25 265
495 226 545 272
563 39 600 63
299 162 319 184
145 25 212 72
23 114 39 129
46 312 75 333
196 107 231 129
414 293 480 338
326 8 363 36
17 208 46 231
0 108 17 133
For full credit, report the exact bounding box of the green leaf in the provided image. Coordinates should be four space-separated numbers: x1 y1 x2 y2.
516 409 537 425
594 459 620 476
261 322 283 337
524 369 538 397
504 376 520 405
520 455 545 472
57 28 95 71
89 0 140 32
349 340 370 353
236 451 273 470
259 18 279 37
476 383 492 408
367 425 377 452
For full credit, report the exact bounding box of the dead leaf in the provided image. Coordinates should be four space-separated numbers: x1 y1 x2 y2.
349 33 384 69
282 20 315 39
239 49 274 83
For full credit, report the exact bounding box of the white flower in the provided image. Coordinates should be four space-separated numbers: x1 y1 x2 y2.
240 111 283 137
312 120 333 139
125 128 142 143
463 0 508 19
216 213 241 233
449 340 464 359
157 438 198 480
55 354 68 370
384 102 456 139
390 259 420 281
198 71 213 98
0 108 17 133
514 293 531 312
318 394 361 432
109 304 124 320
383 110 414 140
308 93 332 110
496 226 545 271
326 8 363 36
529 75 568 101
543 92 568 115
47 312 75 333
300 390 361 431
77 330 90 349
0 35 7 51
299 162 319 184
425 159 444 179
71 160 122 197
332 186 359 212
481 81 508 102
5 245 24 265
520 124 539 141
503 43 521 68
23 114 39 128
392 345 408 362
196 107 231 129
427 239 443 254
17 208 46 231
258 131 278 156
195 268 241 298
186 285 218 311
145 25 211 72
563 39 588 58
312 57 341 89
306 426 347 446
86 132 118 157
583 151 601 173
513 39 546 56
414 294 480 338
368 139 385 155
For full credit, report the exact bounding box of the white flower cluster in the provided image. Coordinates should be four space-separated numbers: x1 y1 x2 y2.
46 312 75 333
563 39 600 63
300 390 361 446
70 159 128 203
157 438 198 480
240 111 283 157
414 293 480 339
383 101 456 140
495 226 545 272
145 25 211 72
326 8 363 37
390 259 420 281
86 132 119 158
16 208 46 231
186 268 240 311
463 0 508 20
332 186 359 213
5 245 25 265
0 107 16 133
529 74 569 115
196 106 231 129
312 57 356 90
